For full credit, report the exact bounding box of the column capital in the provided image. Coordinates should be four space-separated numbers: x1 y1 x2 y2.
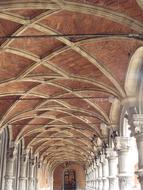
21 151 29 163
95 158 100 166
100 154 106 163
7 147 17 160
106 148 117 159
133 114 143 134
115 136 131 151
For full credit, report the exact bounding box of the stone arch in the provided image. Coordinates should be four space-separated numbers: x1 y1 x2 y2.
124 47 143 97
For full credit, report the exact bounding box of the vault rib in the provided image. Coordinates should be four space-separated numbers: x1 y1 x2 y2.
16 115 98 145
33 23 125 96
0 7 140 96
136 0 143 10
15 108 102 141
0 1 143 32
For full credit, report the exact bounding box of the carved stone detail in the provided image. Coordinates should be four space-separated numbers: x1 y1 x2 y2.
118 176 133 190
106 148 117 158
4 178 14 190
133 114 143 189
133 114 143 134
115 136 131 151
100 154 106 163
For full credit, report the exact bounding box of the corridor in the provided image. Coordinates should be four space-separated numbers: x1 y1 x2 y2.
0 1 142 190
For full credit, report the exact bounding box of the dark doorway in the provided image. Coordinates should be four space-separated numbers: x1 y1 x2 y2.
64 169 76 190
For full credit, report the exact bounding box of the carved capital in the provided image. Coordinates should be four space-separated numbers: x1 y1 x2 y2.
95 158 100 166
118 176 132 187
7 147 17 159
106 148 117 158
100 154 106 163
115 137 131 151
133 114 143 134
21 151 28 163
4 177 14 190
135 169 143 182
93 160 96 169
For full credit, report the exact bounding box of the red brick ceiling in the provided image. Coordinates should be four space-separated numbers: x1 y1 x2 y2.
0 0 142 168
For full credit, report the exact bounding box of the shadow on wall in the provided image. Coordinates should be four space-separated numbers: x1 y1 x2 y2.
53 162 86 190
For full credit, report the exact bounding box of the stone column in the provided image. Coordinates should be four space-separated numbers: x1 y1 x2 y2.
4 147 16 190
91 163 94 189
34 161 38 190
133 114 143 189
101 154 109 190
93 161 96 190
95 160 99 190
115 136 133 190
106 148 118 190
28 159 35 190
19 152 28 190
87 169 90 189
90 166 92 189
87 167 90 189
97 158 102 190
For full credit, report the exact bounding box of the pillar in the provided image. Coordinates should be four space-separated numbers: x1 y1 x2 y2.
19 152 28 190
101 154 109 190
93 161 96 190
95 160 99 190
97 158 102 190
115 136 133 190
92 164 95 189
106 148 118 190
34 159 39 190
28 159 35 190
133 114 143 189
4 147 16 190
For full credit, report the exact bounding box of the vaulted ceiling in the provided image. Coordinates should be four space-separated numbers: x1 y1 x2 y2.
0 0 142 169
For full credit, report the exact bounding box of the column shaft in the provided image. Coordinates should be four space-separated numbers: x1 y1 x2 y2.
115 137 133 190
133 114 143 190
28 164 34 190
95 163 99 190
4 148 16 190
101 156 109 190
98 162 103 190
19 155 28 190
